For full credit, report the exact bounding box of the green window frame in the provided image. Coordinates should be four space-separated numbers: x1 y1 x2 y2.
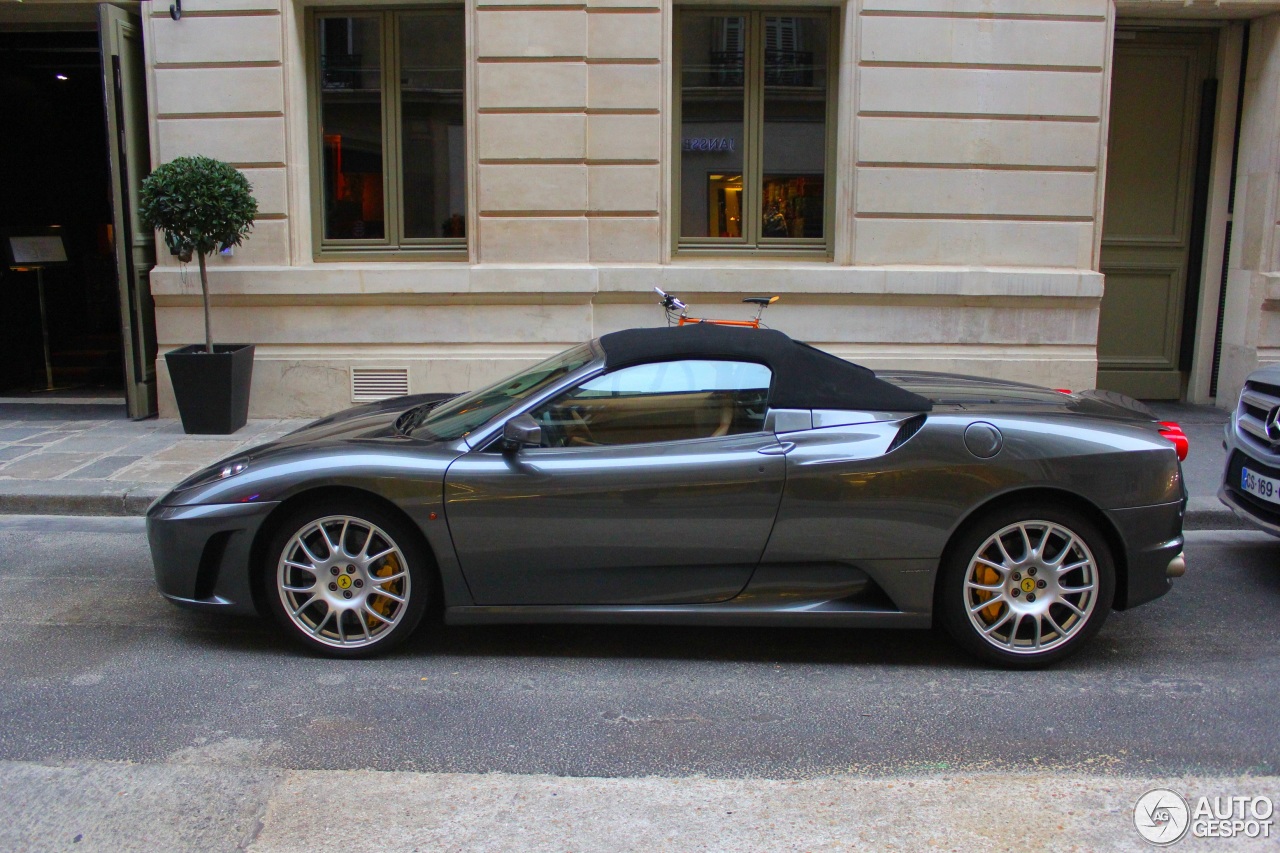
673 8 837 258
307 7 467 260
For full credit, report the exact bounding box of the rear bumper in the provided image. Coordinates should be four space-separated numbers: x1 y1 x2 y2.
1105 499 1185 610
147 500 279 616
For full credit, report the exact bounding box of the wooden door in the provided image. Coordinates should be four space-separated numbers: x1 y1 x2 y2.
1098 30 1217 399
99 4 157 418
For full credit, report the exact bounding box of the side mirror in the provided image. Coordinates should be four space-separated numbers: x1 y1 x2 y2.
501 414 542 452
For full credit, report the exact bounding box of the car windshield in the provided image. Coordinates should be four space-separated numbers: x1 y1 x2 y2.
407 343 594 442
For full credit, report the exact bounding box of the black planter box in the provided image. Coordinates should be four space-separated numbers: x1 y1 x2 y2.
165 343 255 434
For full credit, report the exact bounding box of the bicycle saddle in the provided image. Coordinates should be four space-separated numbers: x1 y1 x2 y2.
742 296 779 306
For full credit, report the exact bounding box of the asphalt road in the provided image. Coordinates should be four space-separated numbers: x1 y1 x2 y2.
1 515 1278 780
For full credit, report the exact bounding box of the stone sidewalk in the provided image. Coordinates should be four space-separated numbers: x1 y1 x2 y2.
0 405 307 515
0 400 1242 526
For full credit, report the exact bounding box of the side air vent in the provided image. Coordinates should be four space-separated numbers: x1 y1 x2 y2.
351 367 410 403
887 414 927 453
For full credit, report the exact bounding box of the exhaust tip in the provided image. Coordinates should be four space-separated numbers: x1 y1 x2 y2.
1166 553 1186 578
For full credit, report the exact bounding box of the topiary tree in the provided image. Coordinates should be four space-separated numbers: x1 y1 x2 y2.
139 156 258 354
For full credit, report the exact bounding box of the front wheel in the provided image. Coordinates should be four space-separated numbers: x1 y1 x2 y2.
937 505 1115 668
264 501 430 657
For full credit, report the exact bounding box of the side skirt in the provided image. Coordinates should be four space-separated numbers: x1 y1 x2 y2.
444 605 931 629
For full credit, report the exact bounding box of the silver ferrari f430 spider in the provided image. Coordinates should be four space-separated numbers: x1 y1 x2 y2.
148 322 1188 667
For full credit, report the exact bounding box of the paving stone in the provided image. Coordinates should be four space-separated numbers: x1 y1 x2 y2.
116 434 189 456
89 424 166 437
14 431 78 445
175 432 264 442
0 452 98 479
154 421 191 435
39 433 135 454
149 440 242 464
0 447 35 463
109 460 204 485
22 422 88 433
65 455 144 480
231 419 294 437
0 427 51 442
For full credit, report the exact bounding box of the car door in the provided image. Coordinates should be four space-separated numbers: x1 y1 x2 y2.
443 359 786 605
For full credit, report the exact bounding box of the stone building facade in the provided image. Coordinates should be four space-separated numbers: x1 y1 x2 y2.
129 0 1280 416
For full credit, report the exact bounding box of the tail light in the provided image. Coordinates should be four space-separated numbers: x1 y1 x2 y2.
1158 421 1189 461
1055 389 1073 394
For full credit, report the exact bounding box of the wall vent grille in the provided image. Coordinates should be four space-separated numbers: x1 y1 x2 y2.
351 367 410 402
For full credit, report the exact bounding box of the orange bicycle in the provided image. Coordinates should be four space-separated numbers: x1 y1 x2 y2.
655 287 778 329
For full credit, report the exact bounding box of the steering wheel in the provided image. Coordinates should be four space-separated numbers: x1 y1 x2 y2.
567 407 598 446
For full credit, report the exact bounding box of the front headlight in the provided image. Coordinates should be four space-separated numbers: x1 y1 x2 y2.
218 461 248 479
173 458 249 491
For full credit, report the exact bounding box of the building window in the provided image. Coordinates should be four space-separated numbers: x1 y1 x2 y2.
310 9 466 257
675 10 834 255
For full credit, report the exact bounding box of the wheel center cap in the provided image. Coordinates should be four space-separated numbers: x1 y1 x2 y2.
336 575 353 590
1020 578 1036 593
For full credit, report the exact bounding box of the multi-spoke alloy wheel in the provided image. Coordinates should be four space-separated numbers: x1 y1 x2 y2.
938 505 1114 667
265 502 429 657
964 520 1098 654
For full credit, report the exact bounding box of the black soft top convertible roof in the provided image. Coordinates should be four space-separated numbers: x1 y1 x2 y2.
598 324 932 413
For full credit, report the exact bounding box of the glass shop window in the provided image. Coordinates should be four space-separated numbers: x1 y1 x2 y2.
676 11 833 255
313 10 466 257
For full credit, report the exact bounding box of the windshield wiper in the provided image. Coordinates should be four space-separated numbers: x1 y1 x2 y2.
394 402 435 436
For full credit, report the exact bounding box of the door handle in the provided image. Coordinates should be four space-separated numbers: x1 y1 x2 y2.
758 442 795 456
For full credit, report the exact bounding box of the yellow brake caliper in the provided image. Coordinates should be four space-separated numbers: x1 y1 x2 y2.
369 554 401 621
975 563 1003 624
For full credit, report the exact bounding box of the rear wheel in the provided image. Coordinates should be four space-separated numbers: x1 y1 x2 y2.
263 500 430 657
937 504 1115 668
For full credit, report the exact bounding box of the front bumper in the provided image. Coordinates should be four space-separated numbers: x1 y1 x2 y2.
1219 447 1280 537
147 500 279 615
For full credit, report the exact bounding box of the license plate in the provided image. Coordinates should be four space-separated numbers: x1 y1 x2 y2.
1241 466 1280 504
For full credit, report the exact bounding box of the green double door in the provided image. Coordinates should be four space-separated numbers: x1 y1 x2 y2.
1098 29 1218 400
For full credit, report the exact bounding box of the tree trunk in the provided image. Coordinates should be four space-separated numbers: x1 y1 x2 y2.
197 251 213 354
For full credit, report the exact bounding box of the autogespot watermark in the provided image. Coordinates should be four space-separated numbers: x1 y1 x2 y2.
1134 788 1274 845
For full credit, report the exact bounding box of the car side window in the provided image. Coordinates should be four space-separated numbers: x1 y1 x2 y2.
528 360 772 448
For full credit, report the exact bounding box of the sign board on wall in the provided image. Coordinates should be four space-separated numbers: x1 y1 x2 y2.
683 137 736 152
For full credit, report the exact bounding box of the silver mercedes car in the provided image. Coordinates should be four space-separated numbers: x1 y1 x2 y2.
148 324 1188 667
1220 364 1280 535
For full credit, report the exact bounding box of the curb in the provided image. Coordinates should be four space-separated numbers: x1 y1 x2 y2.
1183 497 1254 531
0 486 166 518
0 488 1260 531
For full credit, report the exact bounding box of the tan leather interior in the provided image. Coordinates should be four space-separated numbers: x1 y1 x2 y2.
548 390 755 446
